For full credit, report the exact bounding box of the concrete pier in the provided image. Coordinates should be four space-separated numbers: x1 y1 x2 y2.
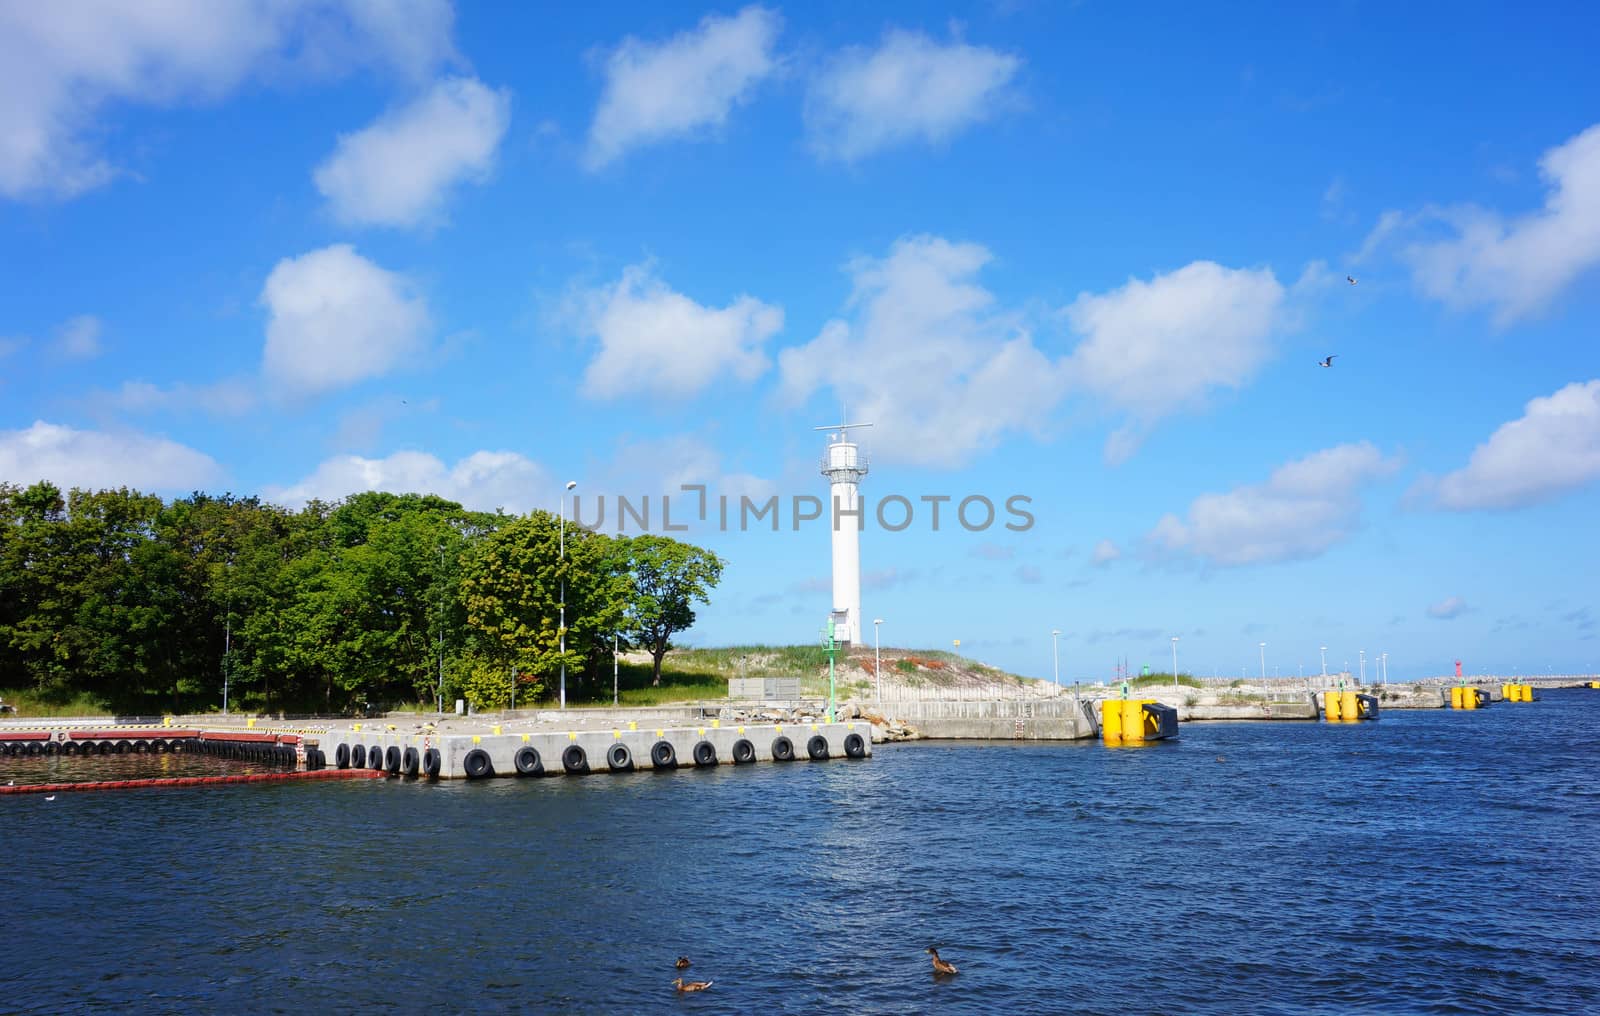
282 719 871 779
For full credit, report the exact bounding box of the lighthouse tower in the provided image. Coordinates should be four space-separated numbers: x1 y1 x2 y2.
815 420 871 645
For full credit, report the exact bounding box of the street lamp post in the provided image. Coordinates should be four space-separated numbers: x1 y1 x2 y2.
1360 649 1366 685
560 480 576 709
873 618 884 705
1320 645 1328 690
613 633 619 707
1052 629 1063 689
1171 636 1179 688
1381 652 1388 684
1259 642 1267 682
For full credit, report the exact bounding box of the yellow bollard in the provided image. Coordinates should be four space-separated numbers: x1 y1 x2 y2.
1501 683 1514 702
1325 691 1342 722
1121 699 1144 742
1463 687 1478 710
492 724 502 735
1450 686 1464 710
1340 689 1358 722
246 717 257 729
1101 700 1123 741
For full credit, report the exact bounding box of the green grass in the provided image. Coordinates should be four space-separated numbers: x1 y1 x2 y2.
0 688 113 718
1128 673 1203 689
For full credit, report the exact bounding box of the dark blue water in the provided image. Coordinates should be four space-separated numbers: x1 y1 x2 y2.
6 691 1598 1014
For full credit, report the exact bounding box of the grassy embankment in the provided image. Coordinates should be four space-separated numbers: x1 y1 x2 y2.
2 646 1045 716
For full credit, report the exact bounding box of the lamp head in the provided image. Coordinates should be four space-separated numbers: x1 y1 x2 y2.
873 618 884 625
565 480 577 490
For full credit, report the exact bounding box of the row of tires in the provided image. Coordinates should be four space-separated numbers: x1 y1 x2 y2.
0 737 314 769
453 731 868 780
332 742 442 779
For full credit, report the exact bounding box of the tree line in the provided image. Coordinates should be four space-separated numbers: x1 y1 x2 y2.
0 482 723 715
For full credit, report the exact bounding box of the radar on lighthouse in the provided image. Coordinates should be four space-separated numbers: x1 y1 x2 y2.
814 419 871 646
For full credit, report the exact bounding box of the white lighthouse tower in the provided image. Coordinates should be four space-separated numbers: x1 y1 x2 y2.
815 420 871 645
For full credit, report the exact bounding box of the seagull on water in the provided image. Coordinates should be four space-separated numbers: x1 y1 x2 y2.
1319 355 1337 368
44 795 56 801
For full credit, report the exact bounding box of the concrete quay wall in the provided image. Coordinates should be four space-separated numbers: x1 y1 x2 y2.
313 720 871 779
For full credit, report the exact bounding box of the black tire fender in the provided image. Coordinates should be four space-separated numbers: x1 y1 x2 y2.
385 746 401 774
335 743 351 769
514 745 542 776
351 744 367 768
401 747 419 778
43 740 60 756
807 734 830 760
731 738 756 764
607 743 633 771
650 740 677 768
843 732 867 759
561 744 588 774
462 748 493 779
692 740 718 767
422 748 441 777
771 735 795 761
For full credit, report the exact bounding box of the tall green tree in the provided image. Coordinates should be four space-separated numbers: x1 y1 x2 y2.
624 535 724 686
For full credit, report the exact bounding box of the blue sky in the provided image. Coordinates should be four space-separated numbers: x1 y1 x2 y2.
3 1 1599 682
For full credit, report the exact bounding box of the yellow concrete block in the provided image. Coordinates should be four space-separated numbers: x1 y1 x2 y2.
712 719 720 728
522 733 530 743
492 724 502 735
472 736 481 744
246 718 257 729
568 731 577 740
738 726 745 734
628 721 637 730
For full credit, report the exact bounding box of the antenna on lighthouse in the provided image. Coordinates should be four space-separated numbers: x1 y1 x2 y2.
812 416 872 649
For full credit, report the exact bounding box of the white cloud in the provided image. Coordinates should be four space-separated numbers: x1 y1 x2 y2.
0 420 221 491
53 314 103 359
1148 442 1400 568
110 378 259 416
267 449 545 514
260 244 430 395
585 5 780 169
0 0 457 199
1065 261 1288 462
1376 122 1600 325
578 263 782 400
588 433 775 520
1428 379 1600 510
806 28 1020 161
1091 539 1121 567
777 234 1068 466
314 75 510 228
1427 596 1469 620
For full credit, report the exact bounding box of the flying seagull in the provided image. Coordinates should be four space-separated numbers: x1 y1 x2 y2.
1319 355 1337 368
1347 275 1358 285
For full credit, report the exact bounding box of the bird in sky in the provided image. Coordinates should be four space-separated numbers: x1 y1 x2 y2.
1347 275 1358 285
1319 355 1337 368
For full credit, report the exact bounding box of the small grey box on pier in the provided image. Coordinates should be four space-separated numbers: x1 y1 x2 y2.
728 678 801 701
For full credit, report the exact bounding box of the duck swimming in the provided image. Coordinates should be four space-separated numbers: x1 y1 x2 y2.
673 978 713 993
675 956 691 970
926 947 958 976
